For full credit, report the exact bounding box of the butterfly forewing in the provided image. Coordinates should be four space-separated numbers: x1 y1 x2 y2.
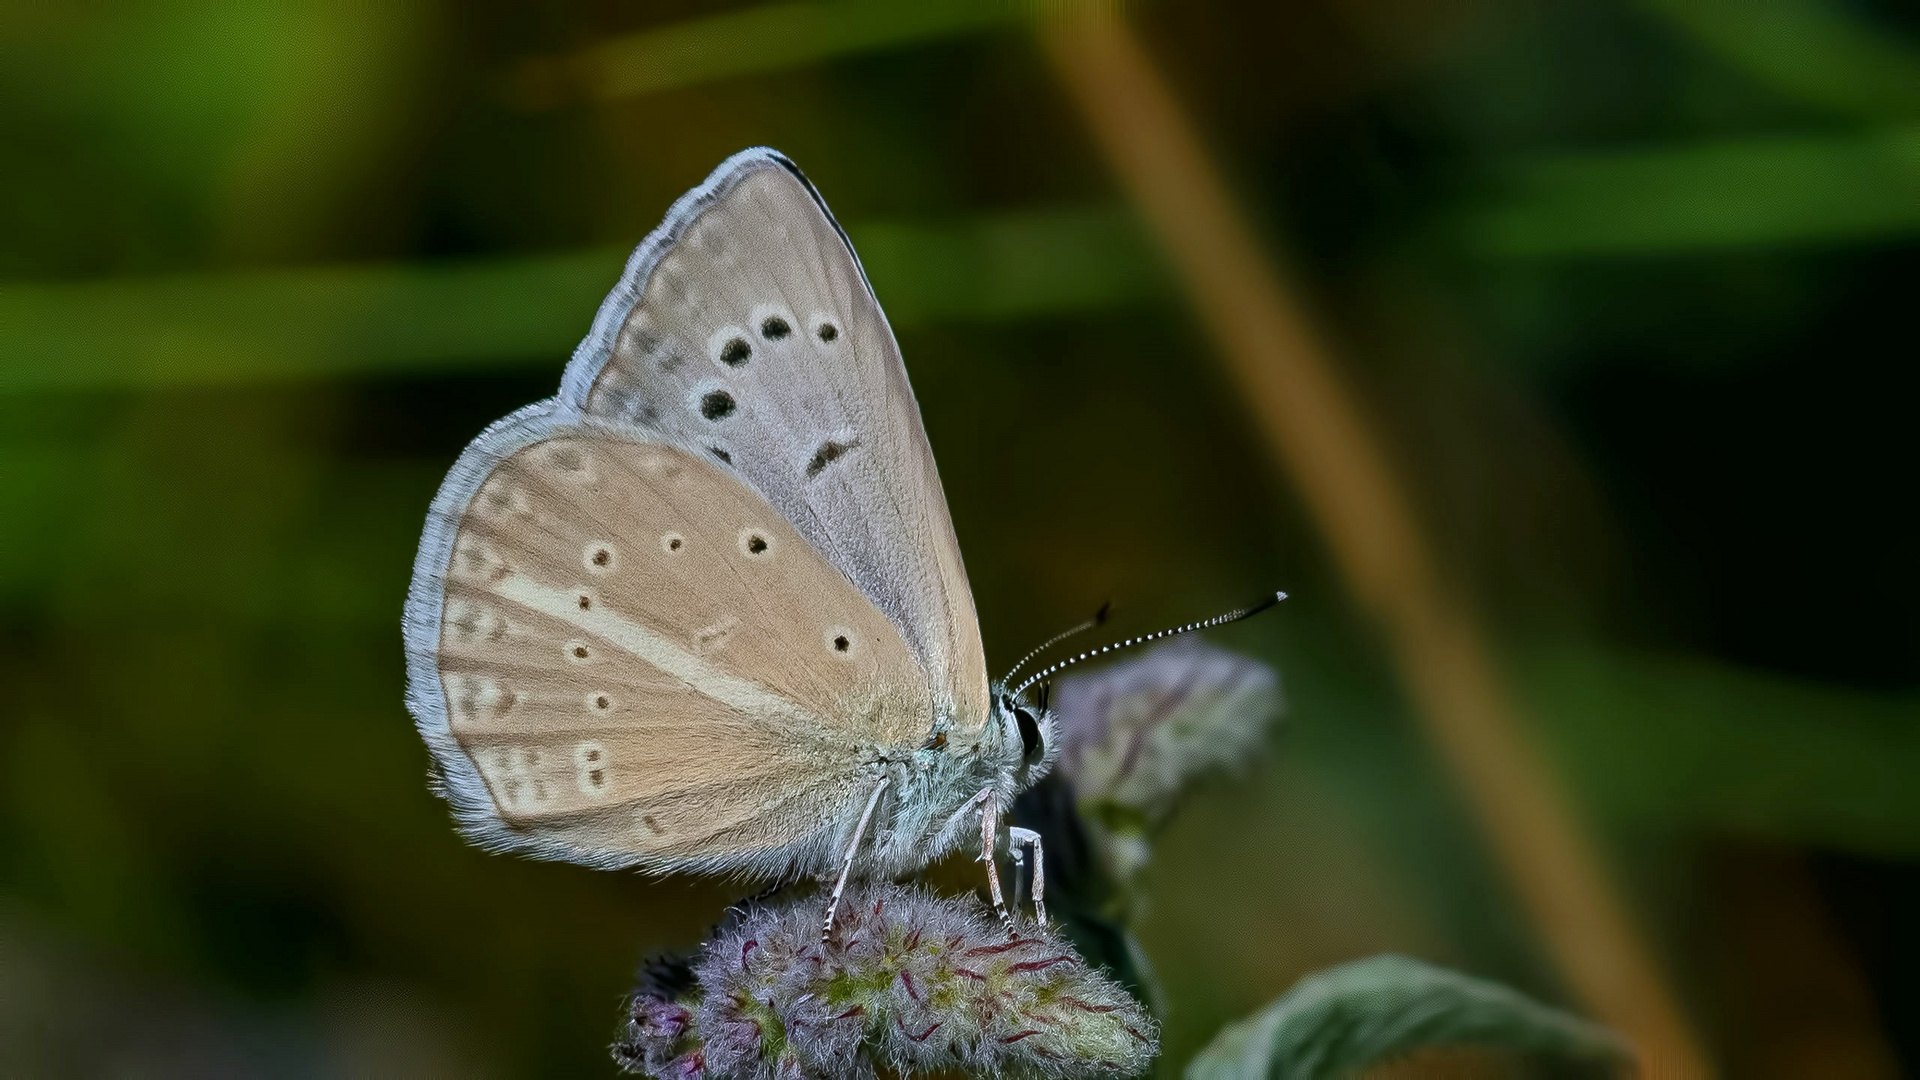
561 151 990 737
420 413 932 871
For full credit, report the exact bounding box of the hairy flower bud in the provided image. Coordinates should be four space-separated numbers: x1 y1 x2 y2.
615 954 707 1078
1052 639 1281 882
615 884 1157 1080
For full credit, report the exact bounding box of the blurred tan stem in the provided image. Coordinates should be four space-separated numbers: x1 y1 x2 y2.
1037 11 1713 1079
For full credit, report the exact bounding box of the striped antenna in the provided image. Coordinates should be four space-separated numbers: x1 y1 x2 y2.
1010 591 1287 700
999 600 1112 687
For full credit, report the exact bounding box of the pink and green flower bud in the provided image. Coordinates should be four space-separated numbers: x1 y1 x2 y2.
616 883 1157 1080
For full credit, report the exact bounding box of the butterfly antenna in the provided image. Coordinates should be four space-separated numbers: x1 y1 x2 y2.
999 600 1112 686
1011 591 1287 699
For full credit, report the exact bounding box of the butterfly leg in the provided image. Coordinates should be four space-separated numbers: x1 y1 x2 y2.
944 786 992 836
822 775 892 942
979 792 1019 933
1009 826 1046 924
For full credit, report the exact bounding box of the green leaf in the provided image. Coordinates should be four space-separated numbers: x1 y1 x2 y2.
0 206 1158 393
526 0 1024 104
1520 640 1920 857
1184 955 1628 1080
1635 0 1920 121
1458 128 1920 258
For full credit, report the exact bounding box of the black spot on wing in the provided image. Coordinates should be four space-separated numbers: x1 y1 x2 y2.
631 329 684 373
805 437 859 478
700 390 736 420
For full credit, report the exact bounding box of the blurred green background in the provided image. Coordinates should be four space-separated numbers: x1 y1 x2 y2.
3 0 1918 1076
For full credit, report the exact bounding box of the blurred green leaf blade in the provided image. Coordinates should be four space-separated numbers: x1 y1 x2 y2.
1184 955 1627 1080
0 206 1159 393
1636 0 1920 120
1523 641 1920 856
522 0 1022 104
1460 128 1920 258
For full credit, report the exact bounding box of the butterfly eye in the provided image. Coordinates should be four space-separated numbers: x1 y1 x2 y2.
1015 707 1043 764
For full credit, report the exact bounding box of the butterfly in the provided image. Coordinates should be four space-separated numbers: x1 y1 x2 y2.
402 147 1277 934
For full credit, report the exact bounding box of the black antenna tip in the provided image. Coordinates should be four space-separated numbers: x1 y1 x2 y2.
1094 600 1113 624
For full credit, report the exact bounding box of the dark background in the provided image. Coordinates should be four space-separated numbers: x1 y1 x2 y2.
3 1 1916 1076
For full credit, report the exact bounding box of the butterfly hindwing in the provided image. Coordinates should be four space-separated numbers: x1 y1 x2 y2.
558 149 991 739
404 403 932 874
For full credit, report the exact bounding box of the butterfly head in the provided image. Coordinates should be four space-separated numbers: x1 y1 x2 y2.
989 686 1057 789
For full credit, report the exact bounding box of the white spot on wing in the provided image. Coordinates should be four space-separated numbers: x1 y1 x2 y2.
475 479 531 520
825 626 858 658
475 745 551 811
447 673 517 724
693 617 738 654
574 741 610 797
750 303 796 343
445 598 512 645
583 542 617 573
542 441 596 482
640 452 687 484
491 572 815 726
737 527 773 559
708 325 751 368
450 537 509 583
